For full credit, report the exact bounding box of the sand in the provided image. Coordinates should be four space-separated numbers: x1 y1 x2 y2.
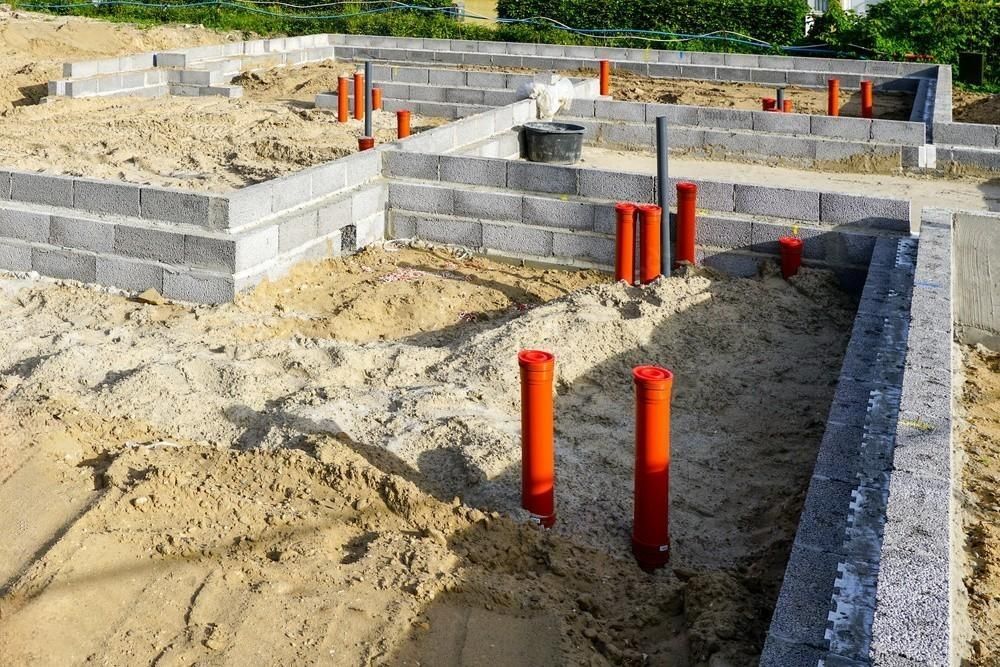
0 245 856 665
957 344 1000 665
953 89 1000 126
0 58 443 192
598 70 915 120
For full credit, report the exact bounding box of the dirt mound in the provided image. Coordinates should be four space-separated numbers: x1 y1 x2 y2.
0 247 856 664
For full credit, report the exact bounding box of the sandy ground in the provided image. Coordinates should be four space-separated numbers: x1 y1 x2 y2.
0 9 444 192
0 245 856 665
570 149 1000 224
953 89 1000 126
957 345 1000 665
599 70 914 120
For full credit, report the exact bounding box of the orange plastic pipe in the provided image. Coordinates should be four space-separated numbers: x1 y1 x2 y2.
828 78 840 117
372 87 383 111
614 202 637 283
860 80 873 119
762 97 776 111
397 110 411 139
637 204 662 284
782 99 794 113
632 365 672 571
519 350 556 528
675 182 697 268
358 136 375 152
337 76 349 123
354 71 364 121
779 236 803 278
599 60 610 96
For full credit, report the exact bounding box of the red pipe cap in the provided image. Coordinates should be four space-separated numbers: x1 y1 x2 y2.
633 365 673 389
518 349 555 371
676 182 697 195
615 202 637 214
778 236 803 249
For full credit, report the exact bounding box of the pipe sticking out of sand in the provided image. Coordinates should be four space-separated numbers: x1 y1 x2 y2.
518 350 556 529
675 182 697 269
599 60 610 97
637 204 662 284
631 365 673 571
364 61 373 138
615 202 637 284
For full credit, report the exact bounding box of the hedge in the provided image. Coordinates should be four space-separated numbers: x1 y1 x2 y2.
495 0 811 47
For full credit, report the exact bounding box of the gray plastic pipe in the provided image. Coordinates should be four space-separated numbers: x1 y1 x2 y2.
656 116 671 274
776 87 785 111
364 61 373 138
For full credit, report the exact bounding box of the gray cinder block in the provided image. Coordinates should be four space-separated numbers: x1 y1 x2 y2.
454 189 522 221
552 231 613 265
735 184 820 221
820 193 909 231
271 172 313 212
0 208 50 243
578 169 655 203
49 215 113 253
522 196 594 231
666 178 735 212
74 178 141 217
595 99 646 123
96 255 164 292
933 121 999 147
507 162 577 195
428 68 466 86
163 270 234 304
698 108 753 130
870 120 925 145
750 69 788 84
482 222 554 256
752 110 812 134
389 182 454 214
11 172 74 207
811 116 872 141
695 215 752 249
226 183 273 228
352 184 387 220
601 122 655 148
440 155 506 187
415 214 483 247
140 187 219 228
184 233 237 272
32 247 97 282
0 240 31 272
278 210 318 253
385 151 439 180
114 224 185 264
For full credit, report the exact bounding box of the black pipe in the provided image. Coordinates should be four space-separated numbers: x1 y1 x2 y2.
364 61 373 138
656 116 671 274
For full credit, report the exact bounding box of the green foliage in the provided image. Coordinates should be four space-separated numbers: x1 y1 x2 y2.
496 0 812 46
811 0 1000 85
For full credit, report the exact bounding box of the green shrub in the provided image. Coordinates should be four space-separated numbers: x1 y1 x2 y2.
496 0 812 46
811 0 1000 85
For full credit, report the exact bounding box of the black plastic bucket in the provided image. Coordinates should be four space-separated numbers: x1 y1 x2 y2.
521 122 585 165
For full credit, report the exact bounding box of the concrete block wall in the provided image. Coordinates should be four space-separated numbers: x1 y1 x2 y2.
331 33 940 80
762 234 921 665
954 210 1000 345
383 151 909 279
867 209 952 666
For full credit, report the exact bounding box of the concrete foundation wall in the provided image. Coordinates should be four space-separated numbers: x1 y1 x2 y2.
954 210 1000 345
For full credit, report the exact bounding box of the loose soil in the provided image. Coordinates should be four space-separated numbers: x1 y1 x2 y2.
0 55 443 192
953 89 1000 126
957 345 1000 665
0 245 856 666
602 70 914 120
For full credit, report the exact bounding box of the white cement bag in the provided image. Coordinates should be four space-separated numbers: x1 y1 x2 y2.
515 75 576 120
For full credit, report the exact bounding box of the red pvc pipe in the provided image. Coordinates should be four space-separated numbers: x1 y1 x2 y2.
860 80 873 119
337 76 349 123
762 97 777 111
397 110 411 139
519 350 556 528
615 202 637 283
828 78 840 117
599 60 610 97
782 99 794 113
358 136 375 151
372 87 383 111
637 204 662 285
779 236 803 278
632 365 672 571
354 71 364 121
675 182 697 268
